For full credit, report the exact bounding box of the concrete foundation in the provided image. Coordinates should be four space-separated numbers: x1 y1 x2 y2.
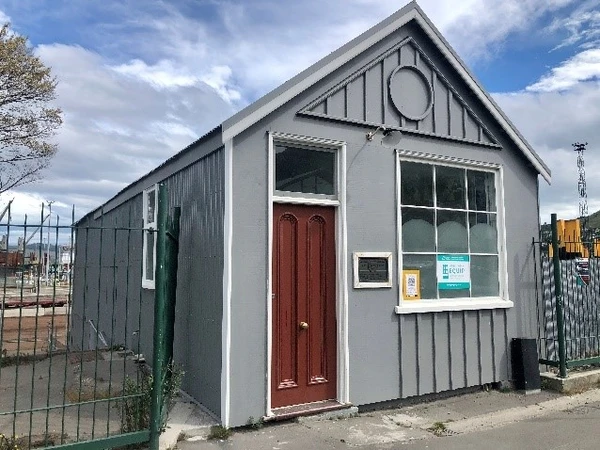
541 369 600 394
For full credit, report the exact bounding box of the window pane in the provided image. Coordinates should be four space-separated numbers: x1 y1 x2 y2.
401 162 433 206
275 145 335 195
437 210 468 253
145 231 154 281
147 189 156 223
403 254 436 299
436 166 466 209
471 255 499 296
439 288 470 299
468 170 496 211
470 213 497 253
402 208 435 252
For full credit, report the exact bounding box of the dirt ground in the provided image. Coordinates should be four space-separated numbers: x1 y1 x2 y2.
1 314 68 356
0 349 146 446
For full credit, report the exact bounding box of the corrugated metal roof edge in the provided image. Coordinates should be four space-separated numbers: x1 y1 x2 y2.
75 125 222 225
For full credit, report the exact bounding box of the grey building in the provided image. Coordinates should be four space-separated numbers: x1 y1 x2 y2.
74 1 550 427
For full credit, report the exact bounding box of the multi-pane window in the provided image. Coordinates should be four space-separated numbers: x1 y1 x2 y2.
142 186 157 289
400 160 500 300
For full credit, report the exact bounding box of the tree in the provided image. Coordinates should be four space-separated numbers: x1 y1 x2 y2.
0 23 62 194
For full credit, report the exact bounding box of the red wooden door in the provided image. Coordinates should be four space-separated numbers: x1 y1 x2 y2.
272 203 337 408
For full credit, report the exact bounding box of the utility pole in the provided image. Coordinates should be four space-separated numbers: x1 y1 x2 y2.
573 142 591 257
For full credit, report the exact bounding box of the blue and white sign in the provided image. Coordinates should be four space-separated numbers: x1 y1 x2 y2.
437 254 470 290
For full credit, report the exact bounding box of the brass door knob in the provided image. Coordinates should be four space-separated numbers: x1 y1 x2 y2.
299 321 309 330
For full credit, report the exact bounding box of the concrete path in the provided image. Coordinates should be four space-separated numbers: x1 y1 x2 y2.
170 388 600 450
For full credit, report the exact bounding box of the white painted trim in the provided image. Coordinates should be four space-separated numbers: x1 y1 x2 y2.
396 149 501 170
498 165 510 301
220 7 550 183
270 131 348 148
222 9 419 143
337 141 349 404
353 252 393 289
273 196 340 207
142 185 157 290
265 133 275 418
221 139 233 427
266 132 350 412
411 14 550 183
395 298 514 314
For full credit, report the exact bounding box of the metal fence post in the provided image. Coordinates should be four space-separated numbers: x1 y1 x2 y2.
551 213 568 378
164 207 180 367
150 184 169 450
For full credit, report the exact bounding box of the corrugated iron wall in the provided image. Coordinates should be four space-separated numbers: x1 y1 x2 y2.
165 147 225 416
73 147 225 417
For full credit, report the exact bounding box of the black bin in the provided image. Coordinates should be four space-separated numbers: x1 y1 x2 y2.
511 338 541 391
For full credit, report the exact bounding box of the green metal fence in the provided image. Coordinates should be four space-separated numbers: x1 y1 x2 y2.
0 184 179 449
535 213 600 378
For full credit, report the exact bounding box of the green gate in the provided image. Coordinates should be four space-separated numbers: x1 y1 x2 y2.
0 184 180 449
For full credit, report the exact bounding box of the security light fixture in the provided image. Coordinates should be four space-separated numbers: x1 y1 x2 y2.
366 126 403 146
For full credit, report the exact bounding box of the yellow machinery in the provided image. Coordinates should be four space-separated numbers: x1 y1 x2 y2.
549 218 600 258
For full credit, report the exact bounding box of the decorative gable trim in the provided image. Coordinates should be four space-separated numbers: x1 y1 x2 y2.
221 2 550 183
298 37 501 149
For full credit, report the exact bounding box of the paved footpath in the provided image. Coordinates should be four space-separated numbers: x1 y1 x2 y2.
171 388 600 450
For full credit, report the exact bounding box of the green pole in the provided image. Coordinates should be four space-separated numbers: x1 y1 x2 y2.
164 207 181 367
150 184 168 450
551 213 568 378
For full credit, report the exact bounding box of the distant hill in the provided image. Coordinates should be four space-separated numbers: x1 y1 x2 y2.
588 210 600 230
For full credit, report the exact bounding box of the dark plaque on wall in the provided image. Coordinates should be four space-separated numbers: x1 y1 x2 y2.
358 257 389 283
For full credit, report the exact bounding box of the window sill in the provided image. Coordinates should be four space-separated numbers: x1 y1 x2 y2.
395 298 513 314
142 281 155 290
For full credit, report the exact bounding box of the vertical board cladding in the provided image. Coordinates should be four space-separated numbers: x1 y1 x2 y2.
398 309 509 398
72 147 225 417
226 16 540 424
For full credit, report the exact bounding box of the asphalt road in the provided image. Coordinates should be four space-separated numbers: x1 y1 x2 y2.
176 400 600 450
399 401 600 450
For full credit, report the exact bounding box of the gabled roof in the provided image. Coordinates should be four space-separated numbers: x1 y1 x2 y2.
222 0 550 183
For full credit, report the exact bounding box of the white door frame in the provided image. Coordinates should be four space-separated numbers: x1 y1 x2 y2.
266 131 349 416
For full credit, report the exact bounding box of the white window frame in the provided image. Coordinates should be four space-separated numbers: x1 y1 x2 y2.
272 136 340 205
394 150 512 314
353 252 393 288
142 185 158 289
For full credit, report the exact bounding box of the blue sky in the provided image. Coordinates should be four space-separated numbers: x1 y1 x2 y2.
1 0 600 224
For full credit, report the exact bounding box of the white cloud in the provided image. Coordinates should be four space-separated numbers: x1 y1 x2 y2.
432 0 575 60
527 49 600 92
0 9 10 24
200 65 241 103
111 59 199 89
9 43 236 221
2 0 599 223
494 82 600 220
547 1 600 51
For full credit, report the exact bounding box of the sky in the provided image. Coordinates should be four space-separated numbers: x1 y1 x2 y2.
0 0 599 227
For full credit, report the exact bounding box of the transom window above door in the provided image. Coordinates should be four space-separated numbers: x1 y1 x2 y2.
275 143 336 198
